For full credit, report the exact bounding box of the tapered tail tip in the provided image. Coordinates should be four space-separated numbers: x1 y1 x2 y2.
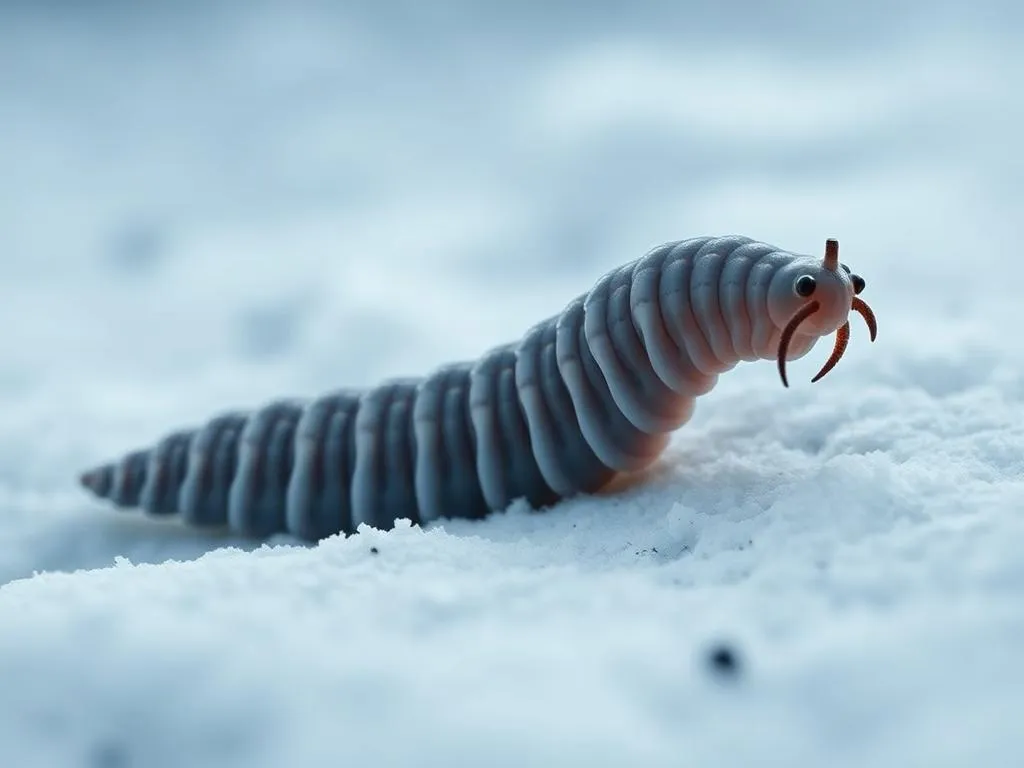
80 469 98 492
79 465 112 497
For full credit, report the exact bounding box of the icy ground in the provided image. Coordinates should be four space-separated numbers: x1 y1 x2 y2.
1 2 1023 766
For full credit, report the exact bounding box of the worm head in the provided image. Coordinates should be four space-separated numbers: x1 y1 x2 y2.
769 238 877 387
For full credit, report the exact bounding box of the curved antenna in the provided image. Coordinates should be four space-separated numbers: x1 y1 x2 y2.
777 301 821 387
810 322 851 383
852 297 878 341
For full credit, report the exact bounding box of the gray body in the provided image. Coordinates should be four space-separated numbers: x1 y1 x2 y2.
81 235 823 541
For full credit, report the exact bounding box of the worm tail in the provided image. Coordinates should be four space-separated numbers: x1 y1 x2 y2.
80 411 250 528
80 393 368 540
79 371 500 540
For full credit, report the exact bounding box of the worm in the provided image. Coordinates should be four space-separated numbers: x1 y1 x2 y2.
79 235 877 541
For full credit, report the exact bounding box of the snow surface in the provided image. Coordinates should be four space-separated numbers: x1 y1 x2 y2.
2 2 1023 765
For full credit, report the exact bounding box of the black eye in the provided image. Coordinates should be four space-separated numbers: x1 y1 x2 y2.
794 275 816 297
851 274 865 294
840 263 851 274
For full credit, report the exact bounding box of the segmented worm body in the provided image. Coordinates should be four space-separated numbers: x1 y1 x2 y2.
80 235 877 541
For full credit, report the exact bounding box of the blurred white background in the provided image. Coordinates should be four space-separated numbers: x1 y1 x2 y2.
1 6 1023 765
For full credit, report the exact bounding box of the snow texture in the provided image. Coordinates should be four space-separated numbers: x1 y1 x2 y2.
1 2 1023 766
